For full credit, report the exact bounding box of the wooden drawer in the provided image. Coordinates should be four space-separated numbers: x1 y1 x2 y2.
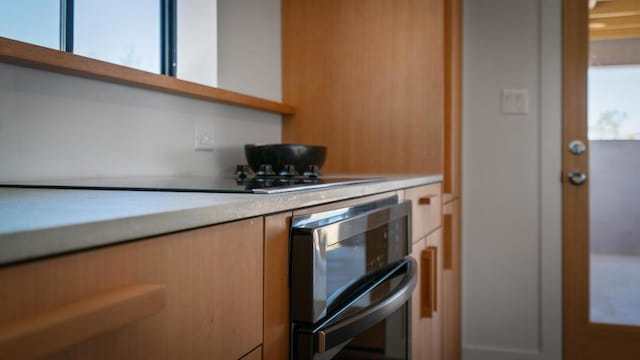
405 183 442 242
0 218 264 360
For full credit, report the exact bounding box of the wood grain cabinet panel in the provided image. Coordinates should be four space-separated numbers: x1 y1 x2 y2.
405 183 442 242
411 230 444 360
282 0 444 174
0 218 264 360
442 200 461 360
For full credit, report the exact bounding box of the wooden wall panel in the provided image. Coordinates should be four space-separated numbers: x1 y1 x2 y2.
282 0 444 174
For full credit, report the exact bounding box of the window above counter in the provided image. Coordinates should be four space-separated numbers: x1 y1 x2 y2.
0 0 294 115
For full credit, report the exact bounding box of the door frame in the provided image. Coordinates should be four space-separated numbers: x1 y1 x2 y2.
562 0 640 358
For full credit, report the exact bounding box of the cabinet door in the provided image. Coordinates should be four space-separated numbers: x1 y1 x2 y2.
282 0 444 175
442 200 461 360
411 230 443 360
405 183 442 243
0 218 264 360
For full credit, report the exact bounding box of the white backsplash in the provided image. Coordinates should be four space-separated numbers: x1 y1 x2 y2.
0 63 281 181
0 0 282 181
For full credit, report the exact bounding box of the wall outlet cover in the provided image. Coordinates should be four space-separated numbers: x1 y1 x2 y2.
194 128 215 151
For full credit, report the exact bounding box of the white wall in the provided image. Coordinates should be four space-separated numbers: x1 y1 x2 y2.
178 0 218 87
0 0 281 181
462 0 562 359
218 0 282 102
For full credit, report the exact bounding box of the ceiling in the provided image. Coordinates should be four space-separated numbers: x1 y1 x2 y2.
590 0 640 40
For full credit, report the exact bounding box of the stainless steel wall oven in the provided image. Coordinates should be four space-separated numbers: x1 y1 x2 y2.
290 196 416 359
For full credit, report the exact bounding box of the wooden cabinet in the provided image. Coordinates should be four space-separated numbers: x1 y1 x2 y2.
0 186 447 359
441 0 463 358
282 0 444 175
407 183 461 360
442 200 461 360
406 184 444 360
411 230 444 360
0 218 264 360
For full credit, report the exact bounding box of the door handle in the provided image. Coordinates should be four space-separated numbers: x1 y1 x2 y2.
568 171 587 185
568 140 586 155
313 258 417 353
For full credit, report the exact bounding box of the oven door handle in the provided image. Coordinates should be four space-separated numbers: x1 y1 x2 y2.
314 257 417 353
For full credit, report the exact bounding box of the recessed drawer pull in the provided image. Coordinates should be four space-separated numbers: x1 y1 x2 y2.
420 249 435 318
418 195 438 205
0 284 166 360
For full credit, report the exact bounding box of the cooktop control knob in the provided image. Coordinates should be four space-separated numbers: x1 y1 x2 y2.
235 164 251 179
257 164 276 176
280 164 298 177
304 165 321 178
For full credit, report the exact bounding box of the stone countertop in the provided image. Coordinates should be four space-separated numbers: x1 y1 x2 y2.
0 175 441 266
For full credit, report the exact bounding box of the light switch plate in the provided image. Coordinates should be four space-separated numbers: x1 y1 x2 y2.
194 128 215 151
501 89 529 115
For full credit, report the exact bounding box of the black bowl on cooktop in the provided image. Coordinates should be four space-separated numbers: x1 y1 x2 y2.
244 144 327 176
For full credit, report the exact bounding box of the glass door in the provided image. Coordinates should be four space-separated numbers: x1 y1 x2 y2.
589 6 640 325
564 0 640 358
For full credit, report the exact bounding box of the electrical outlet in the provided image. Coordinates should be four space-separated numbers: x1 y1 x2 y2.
501 89 529 115
194 128 215 151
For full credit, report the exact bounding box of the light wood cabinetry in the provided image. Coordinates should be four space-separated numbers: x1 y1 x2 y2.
411 230 444 360
263 212 293 360
406 184 445 360
407 182 461 360
405 184 443 243
282 0 462 351
441 0 463 358
282 0 444 174
442 200 461 360
0 218 264 360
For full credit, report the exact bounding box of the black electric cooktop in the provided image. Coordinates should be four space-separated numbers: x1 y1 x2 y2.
0 176 383 194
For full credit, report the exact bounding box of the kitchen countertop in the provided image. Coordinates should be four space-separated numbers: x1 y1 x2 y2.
0 175 441 266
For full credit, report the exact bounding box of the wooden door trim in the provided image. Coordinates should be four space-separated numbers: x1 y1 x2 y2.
562 0 590 355
563 0 640 357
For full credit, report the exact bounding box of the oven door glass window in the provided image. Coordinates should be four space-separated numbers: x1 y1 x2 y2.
294 257 416 360
326 218 408 312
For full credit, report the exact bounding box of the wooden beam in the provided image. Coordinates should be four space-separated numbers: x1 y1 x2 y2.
590 0 640 19
590 27 640 40
590 14 640 28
